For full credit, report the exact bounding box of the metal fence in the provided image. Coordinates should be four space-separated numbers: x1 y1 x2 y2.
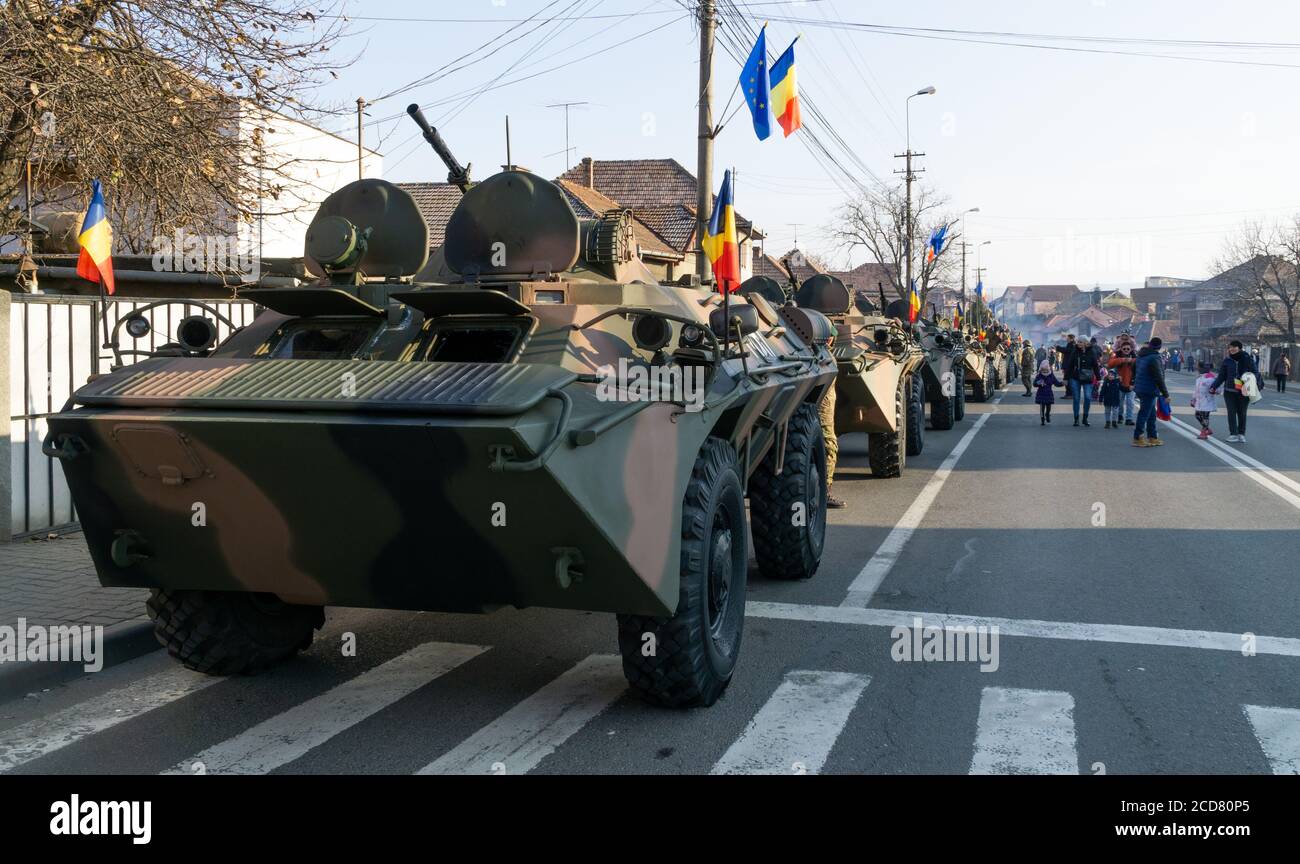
8 295 256 538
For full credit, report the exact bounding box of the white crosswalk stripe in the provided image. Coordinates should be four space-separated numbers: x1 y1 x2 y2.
417 654 626 775
711 670 869 775
168 641 487 775
0 663 221 773
1243 704 1300 774
970 687 1079 775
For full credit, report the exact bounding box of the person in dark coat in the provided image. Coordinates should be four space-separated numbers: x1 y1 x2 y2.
1210 340 1260 443
1033 360 1062 425
1062 337 1101 426
1132 337 1170 447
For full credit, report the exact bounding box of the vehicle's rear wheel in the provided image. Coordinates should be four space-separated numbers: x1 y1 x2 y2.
970 362 990 402
749 402 827 581
617 438 747 708
906 373 926 456
868 376 907 478
147 589 324 675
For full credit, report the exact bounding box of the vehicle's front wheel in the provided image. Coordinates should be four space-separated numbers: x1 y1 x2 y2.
749 402 827 581
906 373 926 456
148 589 324 675
868 376 907 478
617 438 748 707
954 367 967 421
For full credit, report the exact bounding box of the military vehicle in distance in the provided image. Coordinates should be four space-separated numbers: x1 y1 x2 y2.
796 275 926 475
962 326 997 403
913 308 966 431
45 107 839 709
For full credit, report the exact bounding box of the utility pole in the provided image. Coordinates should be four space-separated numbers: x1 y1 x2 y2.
547 101 588 171
695 0 716 283
356 97 366 180
895 87 935 301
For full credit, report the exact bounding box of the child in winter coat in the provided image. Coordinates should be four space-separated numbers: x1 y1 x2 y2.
1192 366 1218 439
1033 360 1062 425
1100 369 1123 428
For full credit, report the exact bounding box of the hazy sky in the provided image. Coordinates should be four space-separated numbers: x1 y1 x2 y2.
314 0 1300 296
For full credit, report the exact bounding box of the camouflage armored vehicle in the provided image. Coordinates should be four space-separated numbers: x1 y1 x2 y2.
44 109 839 708
962 326 997 403
913 311 966 430
795 275 926 475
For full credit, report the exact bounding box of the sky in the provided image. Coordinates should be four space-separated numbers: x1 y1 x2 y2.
306 0 1300 298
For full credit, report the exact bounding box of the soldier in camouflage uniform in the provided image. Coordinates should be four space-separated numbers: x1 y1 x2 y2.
819 377 844 509
1021 340 1036 396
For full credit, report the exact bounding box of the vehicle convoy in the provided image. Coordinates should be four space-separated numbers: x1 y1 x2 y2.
962 325 998 403
44 107 839 709
794 275 926 475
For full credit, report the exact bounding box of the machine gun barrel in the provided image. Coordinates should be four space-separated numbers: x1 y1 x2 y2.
406 104 471 192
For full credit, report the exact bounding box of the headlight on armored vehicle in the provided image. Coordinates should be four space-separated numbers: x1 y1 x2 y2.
124 314 151 339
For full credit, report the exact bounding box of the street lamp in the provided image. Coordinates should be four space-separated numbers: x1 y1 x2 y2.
903 86 936 301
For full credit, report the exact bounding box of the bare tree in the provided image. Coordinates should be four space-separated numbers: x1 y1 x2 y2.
1210 218 1300 347
832 181 960 303
0 0 351 251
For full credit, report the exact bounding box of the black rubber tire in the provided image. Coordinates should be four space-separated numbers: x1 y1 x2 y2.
617 438 747 708
987 362 999 395
953 367 966 421
970 361 990 403
749 402 827 581
147 589 324 676
868 376 907 478
930 387 956 431
906 374 925 457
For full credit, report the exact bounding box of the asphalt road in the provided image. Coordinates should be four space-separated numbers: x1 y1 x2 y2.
2 369 1297 775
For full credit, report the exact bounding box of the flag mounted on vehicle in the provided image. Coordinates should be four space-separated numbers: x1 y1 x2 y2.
769 38 801 137
954 303 963 329
702 169 741 293
76 179 116 295
908 280 921 323
740 26 771 141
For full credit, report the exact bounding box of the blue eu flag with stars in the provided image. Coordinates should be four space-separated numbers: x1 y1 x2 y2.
741 27 771 141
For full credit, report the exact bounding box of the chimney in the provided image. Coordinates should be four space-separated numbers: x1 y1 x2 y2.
581 156 594 188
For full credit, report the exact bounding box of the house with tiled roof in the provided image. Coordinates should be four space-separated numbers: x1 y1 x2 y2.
826 261 897 294
776 247 826 286
753 248 791 285
554 179 684 280
396 182 462 250
557 156 764 284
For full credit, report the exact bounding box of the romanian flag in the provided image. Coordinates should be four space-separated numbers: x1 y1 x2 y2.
701 169 741 293
740 26 771 141
908 280 921 323
954 303 963 329
76 180 115 295
769 38 801 137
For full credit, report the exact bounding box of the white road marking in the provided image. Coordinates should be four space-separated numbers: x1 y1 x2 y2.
746 601 1300 657
1171 416 1300 496
1165 417 1300 510
168 641 487 775
843 396 1000 607
970 687 1079 775
0 664 221 772
710 670 869 775
418 654 625 775
1243 705 1300 774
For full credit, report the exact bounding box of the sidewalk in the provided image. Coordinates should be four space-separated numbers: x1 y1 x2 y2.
0 531 147 629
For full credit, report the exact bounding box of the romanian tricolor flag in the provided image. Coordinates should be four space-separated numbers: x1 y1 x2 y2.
769 38 801 137
953 303 963 329
701 169 741 294
908 280 921 323
76 180 115 295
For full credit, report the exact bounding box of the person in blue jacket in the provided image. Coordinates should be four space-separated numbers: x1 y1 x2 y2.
1210 340 1260 443
1132 337 1170 447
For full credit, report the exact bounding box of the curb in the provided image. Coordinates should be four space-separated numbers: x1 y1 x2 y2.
0 617 158 703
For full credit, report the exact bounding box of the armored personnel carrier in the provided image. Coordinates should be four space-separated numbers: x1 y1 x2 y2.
913 310 966 430
44 108 838 708
962 326 997 403
795 275 926 475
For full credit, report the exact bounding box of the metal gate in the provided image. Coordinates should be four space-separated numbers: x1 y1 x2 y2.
8 295 255 538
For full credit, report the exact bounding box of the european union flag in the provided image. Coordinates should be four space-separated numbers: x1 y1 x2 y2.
741 27 771 141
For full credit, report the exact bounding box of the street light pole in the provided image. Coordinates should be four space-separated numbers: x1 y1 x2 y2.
896 86 935 301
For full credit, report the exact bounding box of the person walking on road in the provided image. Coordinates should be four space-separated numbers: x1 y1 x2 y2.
1210 340 1260 444
819 383 845 509
1101 369 1123 428
1021 341 1036 396
1063 335 1100 426
1192 365 1218 440
1034 360 1062 425
1271 352 1291 393
1133 337 1169 447
1107 341 1138 426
